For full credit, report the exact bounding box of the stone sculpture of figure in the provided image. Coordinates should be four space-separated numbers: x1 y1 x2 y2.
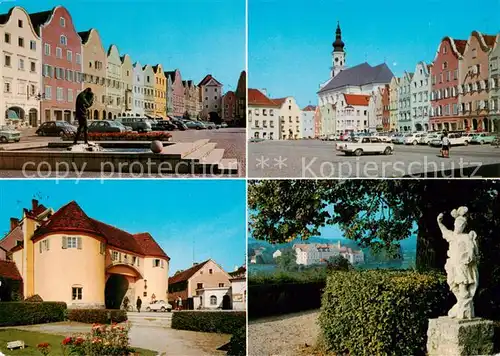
437 206 479 319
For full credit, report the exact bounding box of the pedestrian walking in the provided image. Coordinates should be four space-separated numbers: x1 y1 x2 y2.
136 296 142 313
177 296 182 311
73 87 94 145
441 131 450 158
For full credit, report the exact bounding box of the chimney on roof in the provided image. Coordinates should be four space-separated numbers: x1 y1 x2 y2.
10 218 19 231
32 199 39 211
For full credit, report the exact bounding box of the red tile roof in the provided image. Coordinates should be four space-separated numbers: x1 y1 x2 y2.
248 89 281 107
302 105 317 111
0 260 22 280
133 233 170 260
272 98 287 106
198 74 222 87
229 266 246 279
32 201 168 259
344 94 371 106
168 260 210 285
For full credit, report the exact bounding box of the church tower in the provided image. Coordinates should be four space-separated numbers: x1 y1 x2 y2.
331 22 346 78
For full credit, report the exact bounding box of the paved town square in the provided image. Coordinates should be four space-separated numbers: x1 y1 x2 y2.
249 140 500 178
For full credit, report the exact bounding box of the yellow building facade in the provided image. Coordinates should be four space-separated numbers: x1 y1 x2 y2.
153 64 167 119
8 200 169 309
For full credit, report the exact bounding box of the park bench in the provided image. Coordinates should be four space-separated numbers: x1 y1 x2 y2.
7 340 25 350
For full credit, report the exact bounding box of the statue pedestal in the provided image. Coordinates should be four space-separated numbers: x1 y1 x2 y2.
67 142 102 152
427 316 494 356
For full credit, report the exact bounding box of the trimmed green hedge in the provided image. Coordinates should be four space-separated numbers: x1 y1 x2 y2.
67 309 127 324
227 326 246 356
319 270 452 356
0 302 67 326
249 282 325 319
171 311 245 334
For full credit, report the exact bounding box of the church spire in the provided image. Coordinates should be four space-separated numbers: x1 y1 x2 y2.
333 21 345 52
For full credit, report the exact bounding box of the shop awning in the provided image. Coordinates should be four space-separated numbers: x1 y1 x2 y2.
7 110 19 120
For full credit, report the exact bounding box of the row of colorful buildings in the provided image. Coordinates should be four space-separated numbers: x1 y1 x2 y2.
313 24 500 136
247 88 317 140
0 5 245 127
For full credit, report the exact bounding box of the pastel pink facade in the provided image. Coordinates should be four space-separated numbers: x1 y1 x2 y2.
458 31 497 131
314 106 322 137
429 37 465 131
166 70 185 118
33 6 83 122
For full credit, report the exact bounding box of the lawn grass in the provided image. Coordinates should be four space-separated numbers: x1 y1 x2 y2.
0 329 157 355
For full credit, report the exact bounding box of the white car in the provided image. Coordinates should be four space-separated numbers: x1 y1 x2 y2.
146 300 172 312
404 133 426 145
337 136 394 156
448 133 469 146
422 133 440 145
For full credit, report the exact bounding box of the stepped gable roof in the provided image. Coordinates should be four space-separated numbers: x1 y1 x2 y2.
344 94 370 106
248 89 281 107
168 260 210 284
302 105 317 111
32 201 163 257
78 30 91 44
28 9 53 36
0 260 22 280
198 74 222 87
318 62 394 94
133 233 170 260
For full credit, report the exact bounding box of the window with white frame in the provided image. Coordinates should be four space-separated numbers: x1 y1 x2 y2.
18 58 24 70
153 259 161 267
72 286 82 300
56 47 62 58
44 85 52 99
112 251 119 261
30 40 36 50
68 89 73 102
67 50 72 62
63 235 80 249
4 82 10 93
60 17 66 27
60 35 67 46
76 53 81 64
39 239 50 253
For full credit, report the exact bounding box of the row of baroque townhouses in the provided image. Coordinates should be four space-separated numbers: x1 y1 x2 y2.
0 5 222 127
247 88 317 140
315 23 500 134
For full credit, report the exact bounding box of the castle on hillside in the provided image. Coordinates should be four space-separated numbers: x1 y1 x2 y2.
292 241 364 266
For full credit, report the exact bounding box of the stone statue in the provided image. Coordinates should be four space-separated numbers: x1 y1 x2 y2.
437 206 479 319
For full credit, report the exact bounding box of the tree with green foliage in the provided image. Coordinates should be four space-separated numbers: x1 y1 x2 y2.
248 180 500 319
276 248 298 272
326 255 351 272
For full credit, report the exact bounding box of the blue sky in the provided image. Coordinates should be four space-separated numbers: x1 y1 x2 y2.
0 180 247 275
3 0 245 89
249 0 500 108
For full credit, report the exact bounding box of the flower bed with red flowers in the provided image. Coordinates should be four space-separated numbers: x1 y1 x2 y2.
61 323 135 355
62 131 172 142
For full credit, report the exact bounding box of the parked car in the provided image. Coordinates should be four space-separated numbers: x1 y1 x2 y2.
220 122 228 128
391 133 405 144
249 137 265 143
88 120 127 133
146 300 172 312
36 121 76 137
0 125 21 143
152 120 177 131
471 133 496 145
337 136 394 156
404 133 426 145
185 121 206 130
117 117 152 132
420 133 437 145
170 119 188 131
202 121 217 130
